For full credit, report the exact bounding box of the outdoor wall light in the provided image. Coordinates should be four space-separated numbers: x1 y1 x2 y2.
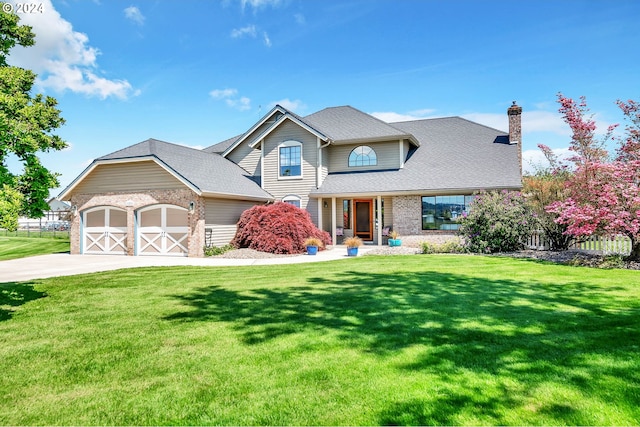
189 201 196 213
323 201 328 208
71 205 77 215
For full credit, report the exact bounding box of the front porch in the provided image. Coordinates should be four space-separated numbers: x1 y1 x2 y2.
315 196 392 246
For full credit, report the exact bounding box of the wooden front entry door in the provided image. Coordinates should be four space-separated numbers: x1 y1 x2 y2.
354 199 373 240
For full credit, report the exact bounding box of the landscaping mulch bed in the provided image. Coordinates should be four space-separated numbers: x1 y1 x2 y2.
493 250 640 270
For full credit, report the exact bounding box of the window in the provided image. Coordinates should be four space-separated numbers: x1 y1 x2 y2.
349 145 377 167
279 141 302 178
282 195 301 208
421 195 474 230
343 200 351 229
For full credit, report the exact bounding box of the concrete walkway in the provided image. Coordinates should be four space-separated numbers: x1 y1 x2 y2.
0 246 376 282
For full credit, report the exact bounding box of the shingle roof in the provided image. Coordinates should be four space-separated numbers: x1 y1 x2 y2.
96 139 273 200
303 106 416 144
203 135 241 154
310 116 521 196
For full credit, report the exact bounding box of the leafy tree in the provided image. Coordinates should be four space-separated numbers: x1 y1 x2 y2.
548 94 640 260
457 190 536 253
0 8 67 222
232 202 331 254
522 144 577 250
0 183 22 231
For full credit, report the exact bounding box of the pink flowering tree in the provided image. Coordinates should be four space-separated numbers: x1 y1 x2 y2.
548 94 640 260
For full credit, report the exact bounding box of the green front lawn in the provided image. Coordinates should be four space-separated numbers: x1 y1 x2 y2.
1 255 639 425
0 236 70 261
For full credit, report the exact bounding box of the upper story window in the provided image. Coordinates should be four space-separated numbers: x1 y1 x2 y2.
349 145 377 167
279 141 302 178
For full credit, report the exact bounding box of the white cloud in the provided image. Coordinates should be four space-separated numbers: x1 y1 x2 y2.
230 25 272 46
227 97 251 111
210 88 238 99
240 0 283 12
462 110 569 135
263 32 272 47
124 6 145 25
7 0 136 99
177 143 206 150
370 109 436 123
268 98 306 113
231 25 257 39
210 88 251 111
522 147 572 175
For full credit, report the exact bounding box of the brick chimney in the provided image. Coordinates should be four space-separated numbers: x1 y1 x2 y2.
507 101 523 176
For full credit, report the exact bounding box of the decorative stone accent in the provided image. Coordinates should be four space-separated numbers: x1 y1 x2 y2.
69 189 205 257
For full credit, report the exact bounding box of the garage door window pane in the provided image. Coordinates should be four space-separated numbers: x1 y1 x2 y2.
140 209 162 227
166 208 187 227
86 210 105 227
110 209 127 227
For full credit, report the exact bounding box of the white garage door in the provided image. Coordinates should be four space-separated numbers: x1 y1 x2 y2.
82 207 128 255
137 205 189 256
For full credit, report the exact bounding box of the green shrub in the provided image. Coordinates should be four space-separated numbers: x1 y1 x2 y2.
563 253 626 269
204 244 235 257
420 240 466 254
600 254 626 269
458 190 536 253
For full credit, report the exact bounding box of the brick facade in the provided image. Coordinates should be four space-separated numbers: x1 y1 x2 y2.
391 195 457 239
392 195 423 235
70 189 205 257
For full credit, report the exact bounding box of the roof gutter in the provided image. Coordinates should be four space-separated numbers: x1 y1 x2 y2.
308 185 523 199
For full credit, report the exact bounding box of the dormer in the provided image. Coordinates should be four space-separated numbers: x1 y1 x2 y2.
302 106 419 173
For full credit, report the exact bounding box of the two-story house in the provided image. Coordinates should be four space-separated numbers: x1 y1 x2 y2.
59 102 523 257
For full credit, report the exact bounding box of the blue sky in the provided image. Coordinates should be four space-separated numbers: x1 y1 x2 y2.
5 0 640 195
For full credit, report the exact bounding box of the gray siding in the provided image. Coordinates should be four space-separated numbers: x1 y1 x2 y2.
319 144 329 187
262 120 320 224
383 196 394 229
327 141 401 173
226 120 276 176
227 140 261 177
204 198 263 246
74 161 185 194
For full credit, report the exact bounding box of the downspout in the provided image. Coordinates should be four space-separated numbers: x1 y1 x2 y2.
260 139 265 189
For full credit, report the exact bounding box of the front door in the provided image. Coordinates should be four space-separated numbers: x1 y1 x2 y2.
354 199 373 241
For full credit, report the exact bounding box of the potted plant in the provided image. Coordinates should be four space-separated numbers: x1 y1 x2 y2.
388 230 402 247
304 237 323 255
344 236 362 256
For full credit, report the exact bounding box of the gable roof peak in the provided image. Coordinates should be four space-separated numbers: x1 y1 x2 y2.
303 105 418 145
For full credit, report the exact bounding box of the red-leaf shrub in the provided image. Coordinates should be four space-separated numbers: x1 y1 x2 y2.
232 202 332 254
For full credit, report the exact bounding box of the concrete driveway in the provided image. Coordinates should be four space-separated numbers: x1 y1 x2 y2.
0 246 374 282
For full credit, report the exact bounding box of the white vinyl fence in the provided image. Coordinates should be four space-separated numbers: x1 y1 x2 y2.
527 232 632 255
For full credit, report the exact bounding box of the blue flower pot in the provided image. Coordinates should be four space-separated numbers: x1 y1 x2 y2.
388 239 402 247
307 245 318 255
347 247 358 257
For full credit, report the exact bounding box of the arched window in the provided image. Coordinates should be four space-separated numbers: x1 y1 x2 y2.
349 146 377 167
282 195 301 208
278 141 302 178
